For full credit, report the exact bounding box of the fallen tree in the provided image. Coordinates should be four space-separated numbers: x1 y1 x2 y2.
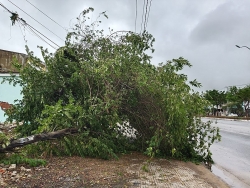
2 8 221 163
0 128 79 152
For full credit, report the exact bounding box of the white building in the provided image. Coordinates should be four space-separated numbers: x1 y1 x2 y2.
0 49 25 122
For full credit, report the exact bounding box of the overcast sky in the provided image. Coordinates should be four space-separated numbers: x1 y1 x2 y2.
1 0 250 92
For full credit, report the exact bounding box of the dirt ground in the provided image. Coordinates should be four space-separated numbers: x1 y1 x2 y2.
1 152 229 188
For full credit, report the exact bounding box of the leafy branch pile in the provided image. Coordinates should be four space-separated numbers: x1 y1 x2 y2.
3 8 220 163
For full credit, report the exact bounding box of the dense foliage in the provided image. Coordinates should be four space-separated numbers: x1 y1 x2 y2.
226 86 250 117
203 90 226 116
4 8 220 163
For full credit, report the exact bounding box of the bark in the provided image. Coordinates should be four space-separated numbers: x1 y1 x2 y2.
0 128 80 153
245 101 249 117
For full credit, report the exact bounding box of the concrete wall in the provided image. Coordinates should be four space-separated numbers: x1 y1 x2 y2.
0 49 26 122
0 49 27 73
0 49 60 122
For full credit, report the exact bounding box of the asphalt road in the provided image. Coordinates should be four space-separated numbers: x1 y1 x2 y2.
203 118 250 188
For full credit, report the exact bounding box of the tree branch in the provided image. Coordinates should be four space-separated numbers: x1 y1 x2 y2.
0 127 80 153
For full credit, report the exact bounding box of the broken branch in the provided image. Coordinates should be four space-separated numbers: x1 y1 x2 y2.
0 127 80 153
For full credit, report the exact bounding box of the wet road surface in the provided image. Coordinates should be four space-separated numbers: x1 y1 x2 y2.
204 118 250 188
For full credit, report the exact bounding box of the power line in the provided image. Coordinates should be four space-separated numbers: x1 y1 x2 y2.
25 22 57 49
140 0 152 33
0 2 13 14
140 0 146 34
25 0 67 32
145 0 152 30
0 2 59 49
17 20 27 44
135 0 137 33
19 20 56 49
21 19 59 48
7 0 64 41
236 45 250 50
143 0 149 31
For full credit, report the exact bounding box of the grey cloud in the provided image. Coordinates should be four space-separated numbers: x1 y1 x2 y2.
189 1 250 46
1 0 250 92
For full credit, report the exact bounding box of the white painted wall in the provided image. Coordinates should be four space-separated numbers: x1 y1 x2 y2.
0 74 22 122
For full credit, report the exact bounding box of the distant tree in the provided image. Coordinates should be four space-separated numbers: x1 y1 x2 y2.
237 86 250 117
226 86 241 116
204 90 226 116
226 86 250 117
226 86 238 102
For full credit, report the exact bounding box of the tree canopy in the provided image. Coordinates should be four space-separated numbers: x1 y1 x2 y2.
226 86 250 117
204 89 226 116
3 8 220 163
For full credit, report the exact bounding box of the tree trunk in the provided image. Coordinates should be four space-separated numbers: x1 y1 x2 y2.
213 105 215 116
0 128 79 153
245 101 249 118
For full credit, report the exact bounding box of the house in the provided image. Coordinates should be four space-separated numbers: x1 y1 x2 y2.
0 49 26 122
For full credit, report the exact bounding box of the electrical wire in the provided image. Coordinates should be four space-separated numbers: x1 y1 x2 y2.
7 0 64 41
0 2 13 14
143 0 149 31
18 20 57 49
135 0 137 33
17 20 27 44
145 0 152 30
0 2 59 49
22 20 60 48
0 2 14 40
140 0 146 34
25 22 57 49
25 0 67 32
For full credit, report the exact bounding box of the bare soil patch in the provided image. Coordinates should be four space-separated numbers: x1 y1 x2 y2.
1 152 229 188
